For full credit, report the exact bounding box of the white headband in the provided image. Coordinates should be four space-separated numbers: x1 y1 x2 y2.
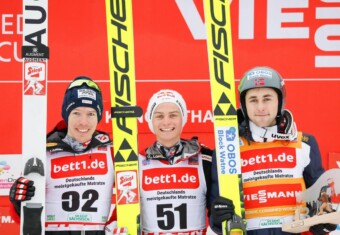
145 89 188 133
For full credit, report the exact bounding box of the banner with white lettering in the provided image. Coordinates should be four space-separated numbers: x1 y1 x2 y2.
0 1 339 233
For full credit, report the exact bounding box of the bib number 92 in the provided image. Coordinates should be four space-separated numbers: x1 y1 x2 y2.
62 189 99 212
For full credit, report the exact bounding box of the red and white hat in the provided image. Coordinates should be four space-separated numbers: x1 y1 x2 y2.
145 89 187 133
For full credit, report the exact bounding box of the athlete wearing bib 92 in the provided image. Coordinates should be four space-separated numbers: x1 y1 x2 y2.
44 120 115 234
210 67 335 235
140 89 213 235
9 76 126 235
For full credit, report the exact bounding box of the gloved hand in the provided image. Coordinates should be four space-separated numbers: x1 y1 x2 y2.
309 223 337 235
105 221 128 235
211 196 235 224
9 177 35 215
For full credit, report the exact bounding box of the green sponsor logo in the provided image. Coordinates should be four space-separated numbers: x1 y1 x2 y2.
46 215 55 221
68 214 92 222
260 218 282 227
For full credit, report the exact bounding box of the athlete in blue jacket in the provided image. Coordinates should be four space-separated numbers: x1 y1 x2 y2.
10 76 126 235
209 66 335 235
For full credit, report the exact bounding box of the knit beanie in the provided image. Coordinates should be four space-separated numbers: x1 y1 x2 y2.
61 76 103 124
146 89 187 133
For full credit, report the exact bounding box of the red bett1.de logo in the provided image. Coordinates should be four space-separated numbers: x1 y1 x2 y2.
142 167 199 191
51 153 108 178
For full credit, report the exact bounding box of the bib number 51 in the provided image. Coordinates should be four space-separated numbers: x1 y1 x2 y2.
157 203 187 230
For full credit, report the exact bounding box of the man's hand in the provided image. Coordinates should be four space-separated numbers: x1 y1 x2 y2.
9 177 35 214
211 196 235 224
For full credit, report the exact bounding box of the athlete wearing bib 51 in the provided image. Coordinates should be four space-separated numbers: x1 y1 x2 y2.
139 89 214 235
10 76 127 235
209 67 336 235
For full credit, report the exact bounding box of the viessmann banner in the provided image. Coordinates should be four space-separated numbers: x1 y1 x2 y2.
0 1 339 233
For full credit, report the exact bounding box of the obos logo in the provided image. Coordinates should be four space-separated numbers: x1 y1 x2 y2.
217 127 240 174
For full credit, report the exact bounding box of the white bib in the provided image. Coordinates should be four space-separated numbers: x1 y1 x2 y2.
45 146 114 231
139 154 207 233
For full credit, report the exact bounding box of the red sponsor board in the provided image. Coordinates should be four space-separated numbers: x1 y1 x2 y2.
142 167 199 191
1 1 340 233
0 1 338 161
